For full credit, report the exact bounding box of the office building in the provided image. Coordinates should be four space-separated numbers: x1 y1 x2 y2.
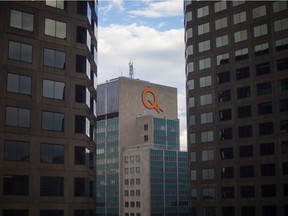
0 1 98 215
95 77 189 216
184 1 288 216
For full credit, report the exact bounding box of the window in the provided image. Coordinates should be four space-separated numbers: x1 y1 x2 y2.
222 207 235 216
191 188 197 199
237 86 251 99
41 111 64 132
186 28 193 39
200 94 212 105
186 11 192 23
241 185 255 197
260 143 274 156
201 112 213 124
75 115 89 135
43 79 65 100
10 9 33 31
277 58 288 71
45 18 66 39
136 167 140 173
187 62 194 73
253 5 266 18
41 143 64 164
216 35 228 47
189 115 195 126
274 18 288 32
40 176 64 196
190 152 196 162
239 125 253 138
190 133 196 144
234 30 247 43
202 150 214 161
199 58 211 70
239 145 253 157
198 23 210 35
242 206 255 216
280 99 288 112
218 90 231 102
75 146 90 165
187 79 194 90
125 202 129 207
235 48 249 61
8 41 32 63
77 1 87 15
75 178 87 196
254 24 268 37
217 53 229 65
40 210 63 216
198 40 210 52
238 105 251 118
186 45 193 57
281 120 288 133
273 1 288 12
262 206 277 216
201 131 213 142
256 62 270 75
262 184 276 197
197 6 209 18
240 165 254 177
261 164 276 176
76 26 89 45
4 140 29 161
220 147 233 160
45 0 65 9
3 210 28 216
202 169 214 180
144 135 148 142
233 11 246 24
257 82 272 96
255 43 269 56
283 162 288 175
217 71 230 84
219 109 232 121
188 97 195 108
43 48 65 69
191 170 196 180
221 167 234 179
200 76 212 87
202 188 216 199
236 67 249 80
3 175 29 195
7 73 31 95
221 187 234 199
259 122 274 135
278 78 288 92
203 207 216 215
6 106 30 128
76 55 90 78
258 102 273 115
233 1 245 7
215 17 227 30
130 179 134 185
219 128 233 140
144 124 148 131
276 38 288 51
214 1 226 12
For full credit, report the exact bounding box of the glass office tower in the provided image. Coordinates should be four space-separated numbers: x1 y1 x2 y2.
0 1 98 215
184 1 288 216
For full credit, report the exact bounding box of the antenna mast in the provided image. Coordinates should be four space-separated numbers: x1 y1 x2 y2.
129 60 134 78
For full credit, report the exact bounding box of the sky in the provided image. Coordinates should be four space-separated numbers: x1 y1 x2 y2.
97 0 187 150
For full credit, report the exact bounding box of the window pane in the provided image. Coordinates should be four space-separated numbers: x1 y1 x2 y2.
54 113 64 131
54 82 65 100
43 80 54 98
7 73 19 93
55 51 65 69
18 108 30 127
9 41 20 60
19 75 31 95
22 12 34 31
45 18 55 36
42 111 53 130
21 43 32 63
44 48 55 67
56 21 66 39
10 9 22 29
6 107 18 126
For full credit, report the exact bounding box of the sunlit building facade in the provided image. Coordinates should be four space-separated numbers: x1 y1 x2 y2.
185 1 288 216
95 77 189 216
0 1 98 215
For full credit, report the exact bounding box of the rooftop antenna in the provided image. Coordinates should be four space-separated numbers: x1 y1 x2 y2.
129 60 134 79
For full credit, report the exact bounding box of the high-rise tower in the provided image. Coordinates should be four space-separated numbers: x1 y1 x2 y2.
184 1 288 215
0 1 98 215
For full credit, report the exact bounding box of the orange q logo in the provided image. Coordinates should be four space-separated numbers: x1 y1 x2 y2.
141 88 163 113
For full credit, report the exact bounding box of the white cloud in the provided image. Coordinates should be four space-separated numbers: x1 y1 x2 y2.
128 0 183 18
98 23 187 148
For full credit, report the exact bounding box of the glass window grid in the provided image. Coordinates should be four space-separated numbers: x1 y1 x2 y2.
10 9 34 31
7 73 31 95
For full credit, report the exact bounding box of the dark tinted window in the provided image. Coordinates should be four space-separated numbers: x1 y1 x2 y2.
238 105 251 118
41 111 64 132
258 102 273 115
41 143 64 164
4 140 29 161
239 145 253 157
3 175 29 195
240 165 254 177
7 73 31 95
40 176 64 196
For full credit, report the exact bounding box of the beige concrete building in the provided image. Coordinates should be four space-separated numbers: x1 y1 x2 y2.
96 77 189 216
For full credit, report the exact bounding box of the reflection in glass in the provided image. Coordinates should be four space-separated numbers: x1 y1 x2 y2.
10 9 21 29
22 12 33 31
45 18 55 37
43 80 54 98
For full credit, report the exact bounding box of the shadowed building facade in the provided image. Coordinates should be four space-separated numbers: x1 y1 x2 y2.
0 1 98 215
95 77 189 216
184 1 288 216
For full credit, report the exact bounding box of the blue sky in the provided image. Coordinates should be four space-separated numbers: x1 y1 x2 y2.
97 0 187 149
